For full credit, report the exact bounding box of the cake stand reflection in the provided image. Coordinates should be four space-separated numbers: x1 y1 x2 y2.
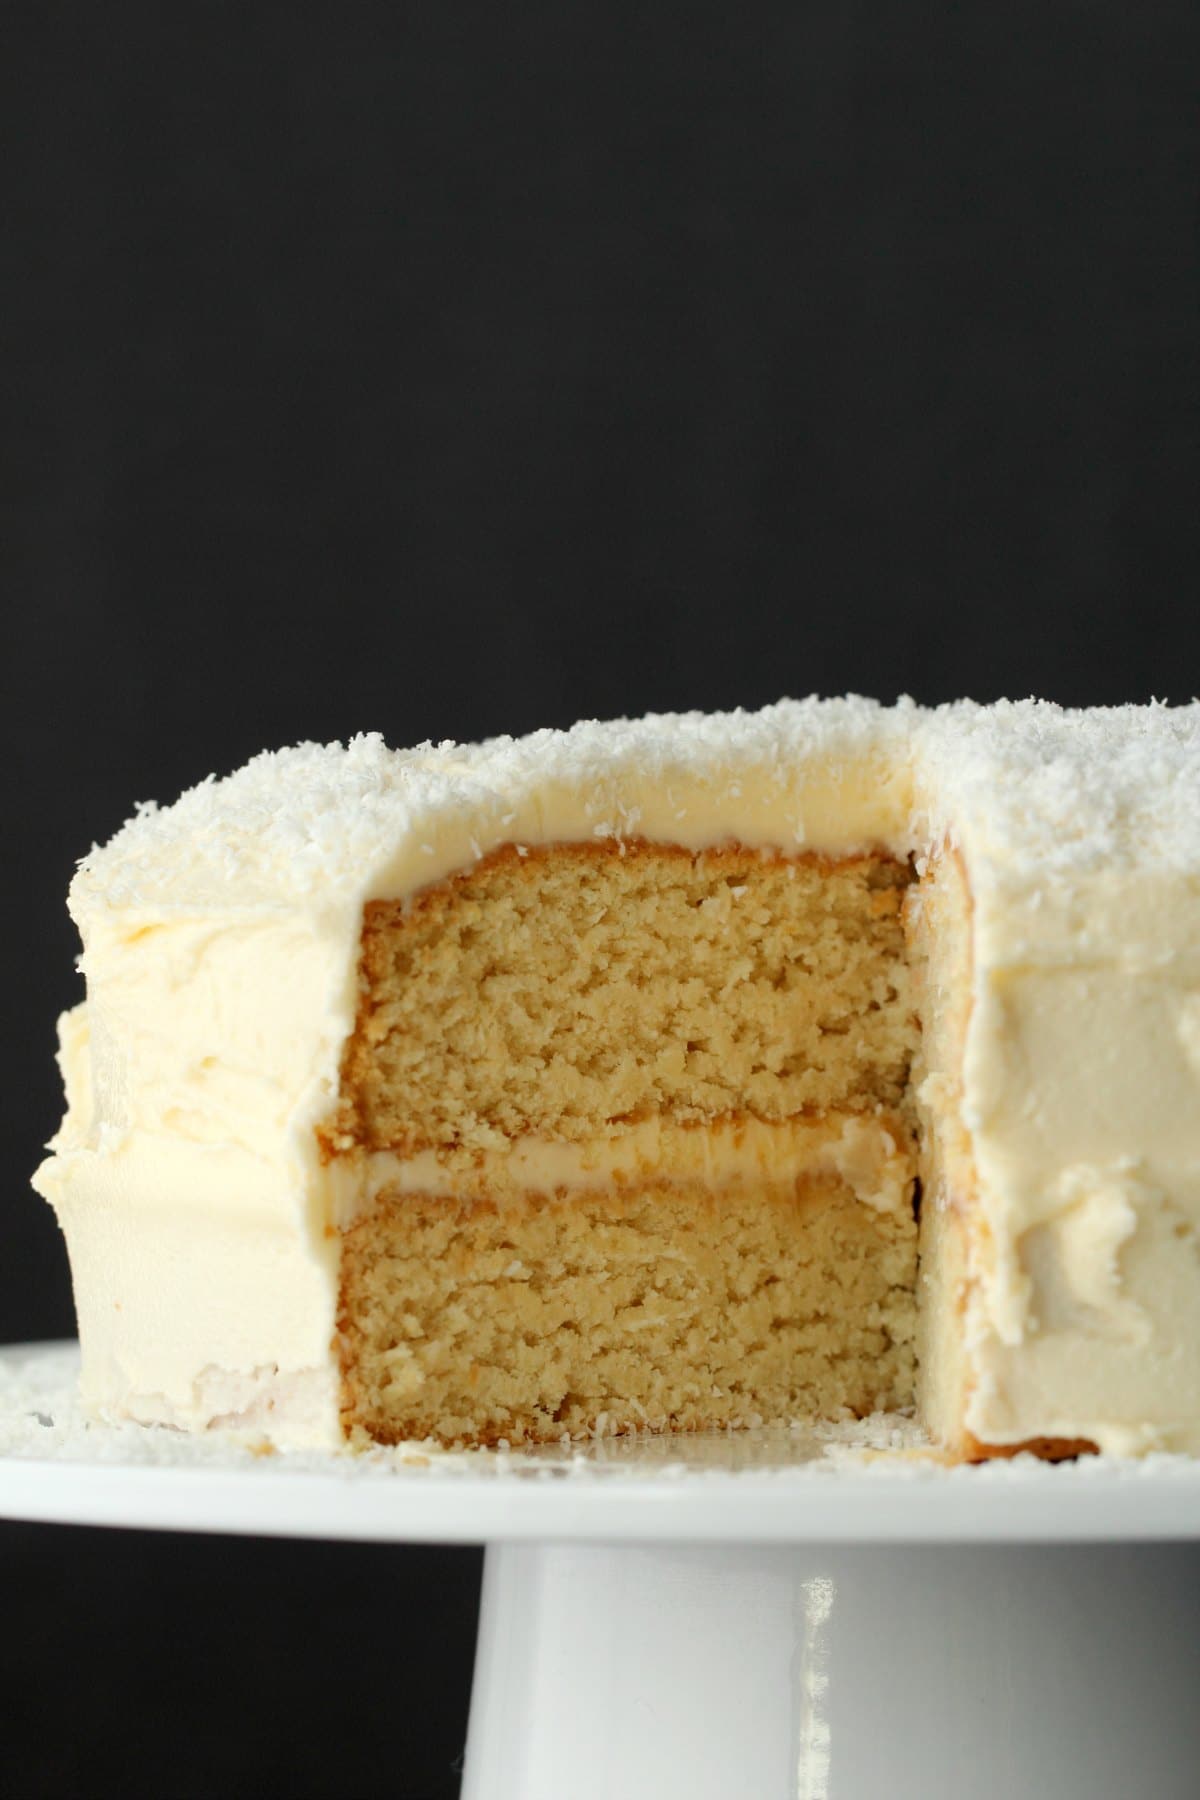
2 1343 1198 1800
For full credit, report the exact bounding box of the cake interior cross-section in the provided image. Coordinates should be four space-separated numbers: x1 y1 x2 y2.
334 842 919 1445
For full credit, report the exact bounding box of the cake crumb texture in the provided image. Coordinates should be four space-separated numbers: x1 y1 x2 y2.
338 842 915 1154
338 1172 917 1447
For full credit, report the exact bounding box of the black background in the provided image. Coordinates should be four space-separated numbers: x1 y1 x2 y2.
3 5 1199 1796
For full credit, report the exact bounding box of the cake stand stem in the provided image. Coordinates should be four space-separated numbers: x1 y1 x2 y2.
461 1539 1200 1800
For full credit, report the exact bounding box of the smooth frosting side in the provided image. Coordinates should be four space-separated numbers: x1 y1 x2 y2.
34 697 1200 1453
946 868 1200 1453
38 1006 341 1445
914 705 1200 1453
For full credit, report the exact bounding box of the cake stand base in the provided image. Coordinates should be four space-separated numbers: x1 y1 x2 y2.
2 1348 1199 1799
462 1540 1200 1800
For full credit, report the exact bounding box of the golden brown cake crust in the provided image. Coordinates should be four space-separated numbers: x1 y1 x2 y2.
962 1434 1098 1463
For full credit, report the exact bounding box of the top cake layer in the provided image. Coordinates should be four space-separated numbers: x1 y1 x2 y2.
337 843 914 1153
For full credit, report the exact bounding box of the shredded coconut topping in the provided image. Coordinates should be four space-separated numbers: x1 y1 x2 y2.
68 697 1200 920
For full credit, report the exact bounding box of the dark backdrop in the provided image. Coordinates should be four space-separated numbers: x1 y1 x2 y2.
3 5 1198 1797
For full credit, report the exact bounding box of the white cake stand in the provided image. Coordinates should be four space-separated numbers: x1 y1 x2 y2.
2 1344 1198 1800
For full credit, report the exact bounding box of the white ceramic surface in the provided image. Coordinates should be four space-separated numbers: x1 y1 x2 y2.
463 1541 1200 1800
2 1343 1200 1543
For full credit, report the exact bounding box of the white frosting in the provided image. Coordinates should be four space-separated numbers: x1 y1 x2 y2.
33 697 1200 1454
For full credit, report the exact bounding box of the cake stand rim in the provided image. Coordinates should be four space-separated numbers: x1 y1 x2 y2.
2 1341 1199 1544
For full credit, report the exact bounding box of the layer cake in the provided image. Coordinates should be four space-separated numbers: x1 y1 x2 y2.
33 699 1200 1457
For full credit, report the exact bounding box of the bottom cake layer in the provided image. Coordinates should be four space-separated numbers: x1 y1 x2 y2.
337 1170 918 1447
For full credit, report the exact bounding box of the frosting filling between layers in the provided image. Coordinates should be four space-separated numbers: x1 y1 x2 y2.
326 1113 916 1226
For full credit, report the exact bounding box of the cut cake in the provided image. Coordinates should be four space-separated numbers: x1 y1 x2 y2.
33 699 1200 1457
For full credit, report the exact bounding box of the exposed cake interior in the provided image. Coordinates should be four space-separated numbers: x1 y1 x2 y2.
331 842 923 1446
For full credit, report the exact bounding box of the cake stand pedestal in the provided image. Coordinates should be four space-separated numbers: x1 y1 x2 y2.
463 1539 1200 1800
2 1345 1199 1800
